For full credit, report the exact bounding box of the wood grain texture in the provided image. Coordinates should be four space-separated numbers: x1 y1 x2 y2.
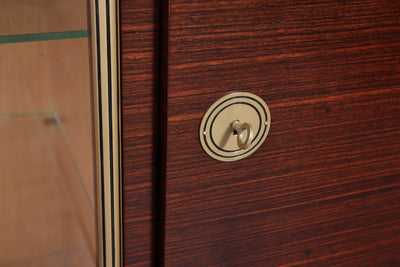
120 0 159 265
162 0 400 265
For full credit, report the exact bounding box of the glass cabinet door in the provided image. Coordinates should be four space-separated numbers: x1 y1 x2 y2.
0 1 97 266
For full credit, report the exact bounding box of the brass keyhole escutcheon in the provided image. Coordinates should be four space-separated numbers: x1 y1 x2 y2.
199 92 271 162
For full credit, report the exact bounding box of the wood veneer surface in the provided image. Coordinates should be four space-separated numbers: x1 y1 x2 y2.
161 0 400 265
120 0 160 265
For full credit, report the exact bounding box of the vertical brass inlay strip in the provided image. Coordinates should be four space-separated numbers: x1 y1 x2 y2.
90 0 121 266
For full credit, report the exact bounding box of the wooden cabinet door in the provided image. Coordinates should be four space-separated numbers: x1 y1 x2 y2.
121 0 400 265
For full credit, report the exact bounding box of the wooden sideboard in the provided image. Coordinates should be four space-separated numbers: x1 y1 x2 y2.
121 0 400 265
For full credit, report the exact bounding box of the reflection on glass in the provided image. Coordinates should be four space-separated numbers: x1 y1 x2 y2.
0 1 96 266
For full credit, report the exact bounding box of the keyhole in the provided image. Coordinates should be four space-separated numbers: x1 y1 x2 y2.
233 130 238 136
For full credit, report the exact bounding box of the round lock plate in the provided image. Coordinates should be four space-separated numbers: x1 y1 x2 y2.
199 92 271 161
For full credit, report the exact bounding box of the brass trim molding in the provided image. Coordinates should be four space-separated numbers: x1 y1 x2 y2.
90 0 122 266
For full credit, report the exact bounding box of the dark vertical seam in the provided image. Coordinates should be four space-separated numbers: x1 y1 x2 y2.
156 0 168 265
95 0 107 265
115 0 122 266
106 0 116 266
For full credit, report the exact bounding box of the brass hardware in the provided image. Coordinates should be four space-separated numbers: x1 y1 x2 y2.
231 120 253 149
199 92 271 162
90 0 122 265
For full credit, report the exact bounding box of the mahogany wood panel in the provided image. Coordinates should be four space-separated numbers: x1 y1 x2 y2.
161 0 400 265
120 0 159 265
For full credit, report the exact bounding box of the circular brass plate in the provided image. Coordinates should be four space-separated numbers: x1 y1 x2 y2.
199 92 271 161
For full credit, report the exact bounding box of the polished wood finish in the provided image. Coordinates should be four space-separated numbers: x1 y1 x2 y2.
160 0 400 265
120 0 159 265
